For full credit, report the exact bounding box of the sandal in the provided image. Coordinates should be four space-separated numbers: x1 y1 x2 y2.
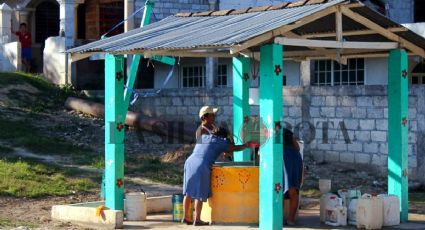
181 218 193 225
193 220 210 226
286 220 295 226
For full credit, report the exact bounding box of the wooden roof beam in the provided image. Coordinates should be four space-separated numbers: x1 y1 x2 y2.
70 52 98 62
341 6 425 58
230 5 339 54
301 27 408 38
142 50 235 58
274 37 398 49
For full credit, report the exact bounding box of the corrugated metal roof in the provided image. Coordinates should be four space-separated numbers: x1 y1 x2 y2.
68 0 425 58
68 0 347 54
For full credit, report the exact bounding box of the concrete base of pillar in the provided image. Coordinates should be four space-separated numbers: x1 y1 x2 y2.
51 201 124 229
51 196 173 229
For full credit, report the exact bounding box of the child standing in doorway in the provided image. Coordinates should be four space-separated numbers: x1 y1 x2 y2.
12 23 32 72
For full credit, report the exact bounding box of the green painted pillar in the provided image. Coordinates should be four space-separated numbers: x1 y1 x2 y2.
387 49 409 222
259 44 283 230
141 0 154 27
233 57 251 162
105 54 126 210
124 0 155 107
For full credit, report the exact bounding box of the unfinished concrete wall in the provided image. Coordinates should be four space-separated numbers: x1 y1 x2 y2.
131 85 425 183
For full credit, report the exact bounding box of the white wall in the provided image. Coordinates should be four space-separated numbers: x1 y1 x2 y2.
0 41 20 71
403 23 425 37
154 57 206 89
43 36 69 85
284 60 300 86
365 57 388 85
154 62 179 88
153 58 302 89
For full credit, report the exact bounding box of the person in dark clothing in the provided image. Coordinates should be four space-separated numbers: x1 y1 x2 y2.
282 128 303 225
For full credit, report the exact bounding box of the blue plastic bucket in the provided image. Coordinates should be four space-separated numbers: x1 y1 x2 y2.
172 194 184 222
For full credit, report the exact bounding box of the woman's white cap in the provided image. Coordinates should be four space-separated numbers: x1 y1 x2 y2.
199 106 219 119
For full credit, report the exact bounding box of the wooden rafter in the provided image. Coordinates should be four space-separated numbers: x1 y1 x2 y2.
274 37 398 49
230 5 339 54
341 6 425 58
230 3 363 55
301 27 407 38
336 6 342 42
142 50 235 58
70 52 98 62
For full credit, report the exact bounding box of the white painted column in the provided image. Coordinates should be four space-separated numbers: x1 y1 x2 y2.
300 60 311 86
124 0 135 32
125 0 135 76
59 0 76 48
205 57 217 89
205 0 218 89
0 3 12 43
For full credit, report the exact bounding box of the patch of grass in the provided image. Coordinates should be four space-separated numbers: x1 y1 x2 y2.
127 156 183 185
0 72 82 112
0 218 38 228
0 117 96 160
301 188 322 199
91 155 105 169
0 159 97 197
410 192 425 204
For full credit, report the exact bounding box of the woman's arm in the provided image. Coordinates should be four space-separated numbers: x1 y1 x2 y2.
227 143 247 152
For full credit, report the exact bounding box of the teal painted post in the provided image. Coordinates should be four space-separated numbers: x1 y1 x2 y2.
387 49 409 222
141 0 154 27
259 44 283 230
105 54 126 210
124 0 175 109
123 0 155 107
233 57 251 162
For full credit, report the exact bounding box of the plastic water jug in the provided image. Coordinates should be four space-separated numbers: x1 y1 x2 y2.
124 192 147 221
348 198 358 225
338 189 361 208
320 193 335 222
325 196 347 226
378 194 400 226
357 194 383 230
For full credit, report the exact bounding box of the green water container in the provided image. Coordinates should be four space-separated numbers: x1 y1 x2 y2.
172 194 184 222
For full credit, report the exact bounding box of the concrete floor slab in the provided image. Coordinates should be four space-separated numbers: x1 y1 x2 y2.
122 210 425 230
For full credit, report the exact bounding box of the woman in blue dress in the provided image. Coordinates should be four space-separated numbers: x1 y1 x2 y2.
182 127 250 226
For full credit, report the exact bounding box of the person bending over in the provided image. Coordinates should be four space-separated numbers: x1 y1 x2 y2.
182 127 250 226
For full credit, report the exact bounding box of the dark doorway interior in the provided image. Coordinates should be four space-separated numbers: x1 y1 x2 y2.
99 1 124 37
415 0 425 22
77 4 86 39
33 1 59 73
135 58 155 89
35 1 59 44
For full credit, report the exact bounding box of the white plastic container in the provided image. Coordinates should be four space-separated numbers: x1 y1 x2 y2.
357 194 383 230
320 193 336 222
348 198 358 225
378 194 400 226
325 196 347 227
338 189 361 208
124 192 147 221
319 179 331 194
